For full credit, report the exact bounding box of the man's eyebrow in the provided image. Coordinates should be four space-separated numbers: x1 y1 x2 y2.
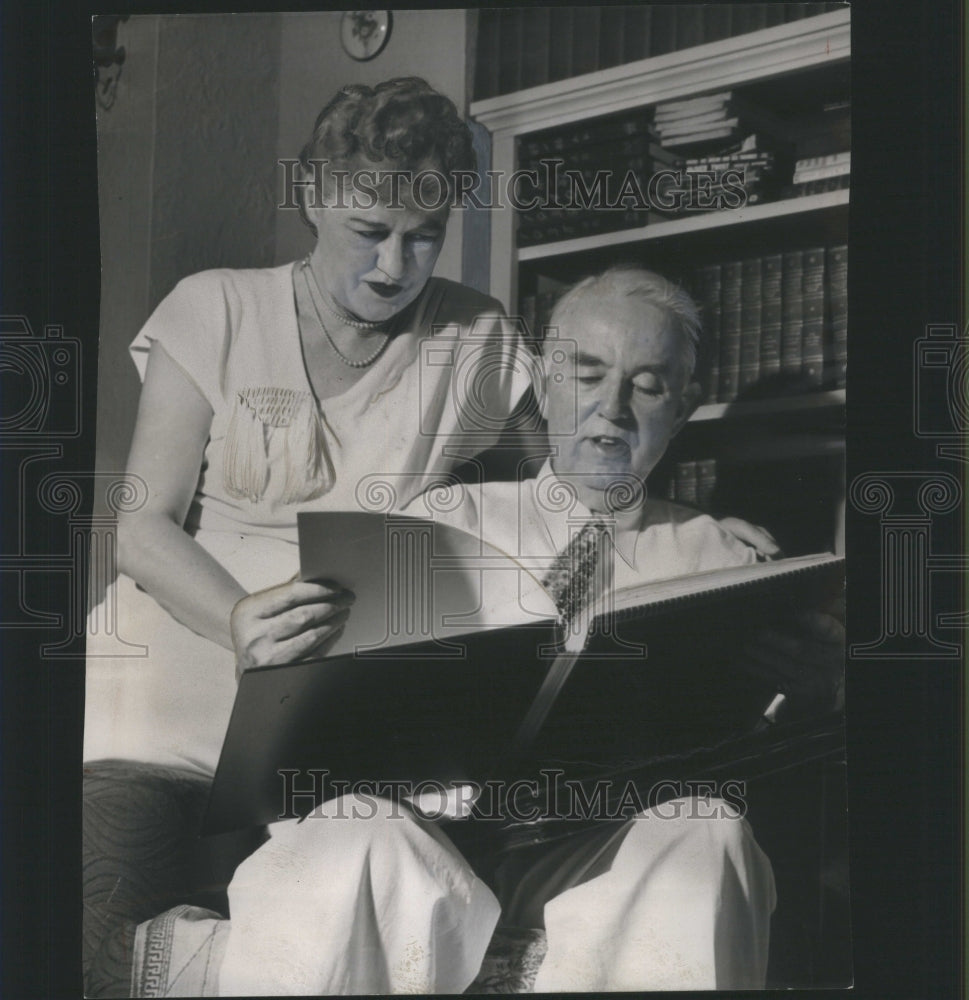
569 353 670 375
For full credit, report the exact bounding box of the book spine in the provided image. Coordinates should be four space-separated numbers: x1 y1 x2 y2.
790 174 851 197
674 460 699 507
733 3 769 35
650 4 677 56
519 7 551 90
801 247 826 387
622 5 652 63
760 255 783 380
473 10 501 100
520 128 655 167
702 4 732 42
675 4 705 50
696 458 718 511
765 4 788 27
740 257 763 393
796 152 852 170
697 264 722 405
719 261 743 402
517 206 651 247
793 162 852 183
497 9 523 97
784 4 811 22
648 143 684 167
571 6 601 77
781 251 805 378
826 245 848 388
548 7 574 82
598 5 626 70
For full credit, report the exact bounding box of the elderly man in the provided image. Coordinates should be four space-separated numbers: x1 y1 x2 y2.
423 264 762 591
217 266 782 995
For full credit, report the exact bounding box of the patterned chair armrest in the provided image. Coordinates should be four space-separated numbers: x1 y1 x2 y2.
83 761 264 994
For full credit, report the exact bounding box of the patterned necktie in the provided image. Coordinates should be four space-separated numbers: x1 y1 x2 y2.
541 520 609 626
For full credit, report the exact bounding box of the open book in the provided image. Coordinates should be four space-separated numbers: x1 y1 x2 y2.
202 510 843 834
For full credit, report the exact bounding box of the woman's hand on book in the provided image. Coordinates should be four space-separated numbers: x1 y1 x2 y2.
231 579 355 680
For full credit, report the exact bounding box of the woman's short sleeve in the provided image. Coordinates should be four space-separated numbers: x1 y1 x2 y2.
128 272 227 408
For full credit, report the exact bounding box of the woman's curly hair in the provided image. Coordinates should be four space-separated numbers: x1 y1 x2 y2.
299 77 476 179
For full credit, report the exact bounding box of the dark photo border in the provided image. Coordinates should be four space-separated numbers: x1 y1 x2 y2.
1 2 964 997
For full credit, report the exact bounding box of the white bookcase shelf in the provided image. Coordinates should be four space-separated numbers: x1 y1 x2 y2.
471 8 851 308
518 189 850 263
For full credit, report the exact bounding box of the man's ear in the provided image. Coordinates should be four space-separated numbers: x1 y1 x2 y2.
672 380 703 433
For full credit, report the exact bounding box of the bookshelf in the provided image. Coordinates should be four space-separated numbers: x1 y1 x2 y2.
470 8 850 555
517 189 849 262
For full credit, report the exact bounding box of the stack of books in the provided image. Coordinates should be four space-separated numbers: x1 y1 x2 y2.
789 151 851 196
516 112 681 247
681 133 786 208
653 91 787 146
653 92 790 207
693 245 848 404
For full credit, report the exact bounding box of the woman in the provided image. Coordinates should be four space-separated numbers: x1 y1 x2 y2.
84 78 536 777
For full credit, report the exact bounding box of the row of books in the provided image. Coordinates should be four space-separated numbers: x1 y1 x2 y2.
517 207 654 248
516 113 681 247
514 103 850 245
474 4 845 101
693 245 848 403
664 458 719 510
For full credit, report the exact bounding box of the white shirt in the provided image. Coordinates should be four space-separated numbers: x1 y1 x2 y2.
404 460 758 606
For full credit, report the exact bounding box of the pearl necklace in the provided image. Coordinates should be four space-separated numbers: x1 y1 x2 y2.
301 264 392 369
302 259 386 330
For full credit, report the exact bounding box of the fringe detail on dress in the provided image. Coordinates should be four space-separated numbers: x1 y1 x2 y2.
280 395 335 504
223 387 334 503
223 397 269 501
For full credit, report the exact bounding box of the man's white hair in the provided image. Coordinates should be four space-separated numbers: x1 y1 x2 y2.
546 265 702 379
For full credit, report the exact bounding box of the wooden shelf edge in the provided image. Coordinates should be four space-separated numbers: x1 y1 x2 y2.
689 390 847 423
518 190 850 263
